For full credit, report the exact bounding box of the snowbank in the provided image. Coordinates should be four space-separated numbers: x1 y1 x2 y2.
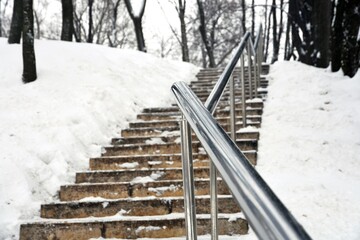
0 38 198 239
257 61 360 240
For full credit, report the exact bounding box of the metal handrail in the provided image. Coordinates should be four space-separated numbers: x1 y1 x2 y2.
171 82 312 240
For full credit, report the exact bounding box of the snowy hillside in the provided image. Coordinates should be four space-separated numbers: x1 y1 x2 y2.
257 62 360 240
0 37 359 240
0 38 198 239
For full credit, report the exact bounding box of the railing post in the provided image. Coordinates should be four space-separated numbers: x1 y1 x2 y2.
229 73 236 141
180 116 197 240
247 41 253 99
210 162 218 240
253 49 258 98
240 54 246 128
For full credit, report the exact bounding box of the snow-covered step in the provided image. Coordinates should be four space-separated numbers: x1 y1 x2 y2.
20 214 248 239
112 130 260 145
41 195 240 219
142 103 263 115
59 179 231 201
132 114 262 127
75 167 211 183
101 139 257 156
135 107 263 121
90 151 257 171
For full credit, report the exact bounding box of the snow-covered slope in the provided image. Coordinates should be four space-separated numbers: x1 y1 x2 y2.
0 38 199 239
258 62 360 240
1 37 359 240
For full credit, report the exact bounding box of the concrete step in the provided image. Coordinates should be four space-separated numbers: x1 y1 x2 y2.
59 179 231 201
20 214 248 239
102 139 257 156
90 151 257 171
142 101 263 113
135 107 263 121
121 123 260 137
112 131 260 145
76 167 207 184
128 117 261 131
41 195 240 219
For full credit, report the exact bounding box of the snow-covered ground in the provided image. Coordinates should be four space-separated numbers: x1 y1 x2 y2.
257 62 360 240
0 38 359 240
0 38 198 239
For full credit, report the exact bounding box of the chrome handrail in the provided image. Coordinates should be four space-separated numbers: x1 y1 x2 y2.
172 82 312 240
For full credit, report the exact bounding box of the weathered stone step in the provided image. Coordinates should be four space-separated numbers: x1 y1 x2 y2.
129 115 261 129
20 214 248 239
190 83 268 93
59 179 230 201
90 151 256 171
122 122 260 137
136 107 263 121
142 101 263 113
102 139 257 156
112 130 260 145
41 195 239 219
76 167 211 183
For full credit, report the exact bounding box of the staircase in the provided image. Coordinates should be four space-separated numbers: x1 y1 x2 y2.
20 65 269 239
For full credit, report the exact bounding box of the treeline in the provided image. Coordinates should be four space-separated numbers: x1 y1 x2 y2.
0 0 359 84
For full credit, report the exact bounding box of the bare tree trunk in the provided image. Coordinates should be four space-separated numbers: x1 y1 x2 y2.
241 0 246 34
264 4 272 62
125 0 147 52
179 0 189 62
197 0 215 68
313 0 331 68
22 0 37 83
271 0 278 63
73 10 81 42
87 0 94 43
284 2 292 60
341 0 360 77
251 0 254 38
8 0 23 43
61 0 73 41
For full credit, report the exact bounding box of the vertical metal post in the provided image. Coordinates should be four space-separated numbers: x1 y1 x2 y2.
253 52 258 98
240 54 246 128
180 116 198 240
229 73 236 141
247 41 253 99
210 161 218 240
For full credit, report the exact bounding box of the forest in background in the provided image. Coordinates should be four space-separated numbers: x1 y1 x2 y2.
0 0 359 83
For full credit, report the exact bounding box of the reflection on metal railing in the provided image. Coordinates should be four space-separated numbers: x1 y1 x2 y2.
172 25 312 240
172 82 311 240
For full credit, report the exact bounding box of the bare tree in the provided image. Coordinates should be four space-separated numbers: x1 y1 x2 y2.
196 0 215 67
124 0 146 52
8 0 23 43
61 0 73 41
22 0 37 83
87 0 94 43
177 0 189 62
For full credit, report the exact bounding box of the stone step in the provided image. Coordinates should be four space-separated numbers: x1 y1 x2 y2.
59 179 230 201
41 195 239 219
190 84 268 93
122 123 260 137
142 101 263 113
76 167 209 184
129 116 261 129
112 131 260 145
102 139 257 156
135 108 263 121
20 214 248 239
90 151 257 171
